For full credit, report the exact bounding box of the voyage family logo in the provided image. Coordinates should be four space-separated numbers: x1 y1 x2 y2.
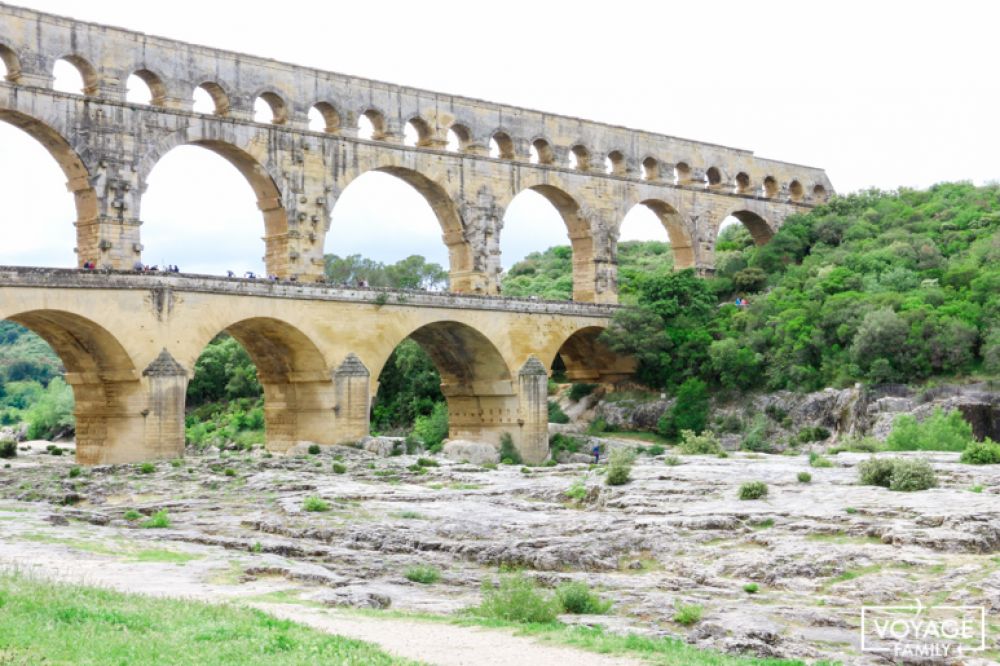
860 599 987 659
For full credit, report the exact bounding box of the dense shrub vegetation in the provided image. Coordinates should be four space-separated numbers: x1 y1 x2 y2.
858 457 938 491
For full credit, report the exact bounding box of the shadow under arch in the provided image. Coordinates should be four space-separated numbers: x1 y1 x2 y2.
509 184 596 302
374 319 518 449
192 316 333 452
634 199 695 270
546 325 635 385
727 209 774 246
4 309 142 464
0 108 98 267
139 129 291 277
333 165 481 293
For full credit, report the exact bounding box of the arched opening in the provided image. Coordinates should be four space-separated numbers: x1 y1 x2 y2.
0 109 97 268
530 138 554 165
569 144 590 171
641 157 659 181
141 142 285 276
734 172 751 194
0 44 21 81
254 92 288 125
0 310 142 464
308 102 340 133
490 131 515 159
789 179 804 202
404 117 432 147
812 184 827 201
186 318 330 453
762 175 778 198
705 166 722 188
548 326 634 386
193 82 229 115
52 56 98 96
324 167 466 291
447 124 471 152
713 217 756 287
620 199 692 277
373 321 516 453
500 185 594 301
126 70 165 106
674 161 692 185
605 150 626 176
358 109 386 141
728 210 774 246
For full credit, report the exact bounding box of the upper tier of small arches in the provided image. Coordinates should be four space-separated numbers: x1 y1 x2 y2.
0 7 832 204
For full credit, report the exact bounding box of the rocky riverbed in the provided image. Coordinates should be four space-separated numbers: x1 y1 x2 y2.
0 440 998 665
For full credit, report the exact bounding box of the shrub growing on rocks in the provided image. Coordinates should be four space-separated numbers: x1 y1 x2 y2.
499 433 522 465
672 602 703 626
657 378 710 438
808 452 833 468
738 481 769 500
886 408 973 452
858 457 937 491
568 383 599 402
677 430 723 455
0 436 17 459
140 510 170 529
555 582 612 614
476 573 560 624
404 565 440 584
740 415 773 453
797 472 812 483
307 444 321 455
302 496 331 512
547 401 570 424
960 439 1000 465
605 448 635 486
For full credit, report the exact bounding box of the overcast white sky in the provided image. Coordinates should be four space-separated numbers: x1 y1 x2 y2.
1 0 998 275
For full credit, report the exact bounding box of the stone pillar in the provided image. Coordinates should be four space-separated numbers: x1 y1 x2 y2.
333 354 370 443
140 348 188 461
74 150 144 270
516 357 550 464
452 190 503 295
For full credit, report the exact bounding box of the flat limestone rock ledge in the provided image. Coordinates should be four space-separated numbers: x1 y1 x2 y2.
442 440 499 465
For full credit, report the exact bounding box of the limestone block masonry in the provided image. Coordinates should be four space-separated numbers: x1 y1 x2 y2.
0 3 833 305
0 268 633 464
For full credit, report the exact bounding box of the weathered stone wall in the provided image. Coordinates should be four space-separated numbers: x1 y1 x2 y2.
0 3 833 302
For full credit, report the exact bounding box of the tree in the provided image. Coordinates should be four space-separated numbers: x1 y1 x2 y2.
708 338 763 390
657 378 710 438
850 308 910 382
186 335 261 406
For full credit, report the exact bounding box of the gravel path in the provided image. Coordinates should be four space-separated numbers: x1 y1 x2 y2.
257 603 645 666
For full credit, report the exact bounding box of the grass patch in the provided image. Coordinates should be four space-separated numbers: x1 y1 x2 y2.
129 549 200 565
555 582 612 614
302 496 330 512
140 509 171 529
808 452 833 468
672 602 703 626
404 565 441 584
0 573 411 665
738 481 768 500
751 518 774 530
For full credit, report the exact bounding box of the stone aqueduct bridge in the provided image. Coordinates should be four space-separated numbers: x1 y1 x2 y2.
0 6 834 464
0 3 833 303
0 268 632 465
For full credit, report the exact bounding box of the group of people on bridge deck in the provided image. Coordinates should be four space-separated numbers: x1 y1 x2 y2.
132 261 180 273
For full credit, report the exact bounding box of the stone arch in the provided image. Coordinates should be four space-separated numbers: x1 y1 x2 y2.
358 108 387 140
0 43 21 81
54 55 99 95
310 101 341 133
0 108 98 267
490 130 515 159
569 144 591 170
448 123 472 151
191 316 332 452
641 156 659 181
812 183 827 201
632 199 695 270
789 179 804 202
726 209 774 245
129 68 167 106
734 171 751 194
606 150 626 175
762 175 778 198
405 116 434 147
254 91 288 125
194 81 230 115
531 137 555 165
705 166 723 188
139 127 290 276
545 325 634 385
674 161 692 184
2 309 143 464
331 165 475 292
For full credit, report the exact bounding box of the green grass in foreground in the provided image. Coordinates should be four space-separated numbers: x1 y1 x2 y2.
346 608 839 666
0 574 416 665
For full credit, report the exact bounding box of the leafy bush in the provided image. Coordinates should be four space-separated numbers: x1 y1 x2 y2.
302 496 330 512
809 452 833 468
568 383 598 402
499 433 522 465
475 573 560 624
555 582 612 614
68 466 81 478
547 400 570 424
412 402 448 452
140 510 170 529
858 457 937 491
672 602 703 626
646 444 665 456
549 433 583 460
664 455 681 466
24 377 75 440
740 415 773 453
797 426 831 443
605 448 635 486
797 472 812 483
657 378 710 438
738 481 769 500
564 481 588 501
886 408 973 452
123 509 141 521
676 430 722 455
0 437 16 459
960 439 1000 464
743 583 760 594
307 444 321 455
332 462 347 474
404 565 440 584
139 462 155 474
